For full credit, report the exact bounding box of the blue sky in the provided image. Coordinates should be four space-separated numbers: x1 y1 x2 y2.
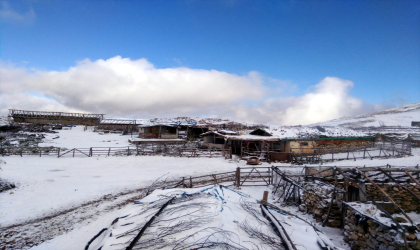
0 0 419 124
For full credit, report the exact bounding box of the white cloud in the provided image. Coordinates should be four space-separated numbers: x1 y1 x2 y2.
0 57 381 125
224 77 376 125
0 1 35 24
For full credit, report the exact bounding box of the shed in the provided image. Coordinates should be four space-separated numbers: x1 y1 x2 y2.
138 124 178 139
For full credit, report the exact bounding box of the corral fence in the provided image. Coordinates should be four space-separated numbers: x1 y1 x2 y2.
168 166 275 189
289 141 411 164
0 144 232 159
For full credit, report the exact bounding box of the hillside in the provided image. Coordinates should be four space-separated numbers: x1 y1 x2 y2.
312 102 420 128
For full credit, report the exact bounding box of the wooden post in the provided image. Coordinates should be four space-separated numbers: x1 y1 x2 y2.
262 191 268 205
108 147 111 156
57 148 60 158
236 167 241 187
404 169 420 185
189 176 192 188
40 148 42 157
346 146 349 160
89 147 92 157
73 149 75 157
127 146 130 156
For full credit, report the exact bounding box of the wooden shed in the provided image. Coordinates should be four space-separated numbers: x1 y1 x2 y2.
138 125 179 139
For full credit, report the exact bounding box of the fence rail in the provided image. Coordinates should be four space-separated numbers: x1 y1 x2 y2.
289 141 411 164
0 144 231 158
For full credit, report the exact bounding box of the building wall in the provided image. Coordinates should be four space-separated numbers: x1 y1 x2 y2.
13 117 100 126
285 141 316 154
138 126 178 139
98 124 135 131
366 184 420 213
343 207 419 250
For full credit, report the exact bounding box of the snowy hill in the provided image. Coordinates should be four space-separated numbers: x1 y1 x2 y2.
312 103 420 128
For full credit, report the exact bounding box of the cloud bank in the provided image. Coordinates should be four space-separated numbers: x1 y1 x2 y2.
0 1 35 24
0 56 381 125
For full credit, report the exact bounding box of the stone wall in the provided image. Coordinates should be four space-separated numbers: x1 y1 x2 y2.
366 184 420 213
300 182 344 227
343 206 420 250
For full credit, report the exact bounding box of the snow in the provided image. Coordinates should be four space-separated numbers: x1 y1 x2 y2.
314 102 420 128
38 126 134 148
267 125 367 139
0 156 242 227
1 103 420 249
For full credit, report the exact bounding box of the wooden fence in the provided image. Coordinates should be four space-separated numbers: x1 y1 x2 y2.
0 145 231 158
289 141 411 164
170 166 275 189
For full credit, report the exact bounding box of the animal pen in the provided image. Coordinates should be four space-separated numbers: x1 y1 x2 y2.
288 141 412 164
272 165 420 250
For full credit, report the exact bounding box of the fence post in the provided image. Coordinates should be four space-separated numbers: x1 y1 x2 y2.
108 147 111 156
236 167 241 187
40 148 42 157
190 176 193 188
127 146 130 156
73 149 75 157
57 148 60 158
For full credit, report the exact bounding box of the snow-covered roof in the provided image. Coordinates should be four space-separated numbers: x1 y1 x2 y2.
200 130 279 141
99 119 136 125
266 125 368 139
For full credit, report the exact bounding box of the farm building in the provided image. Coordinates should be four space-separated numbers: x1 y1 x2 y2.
200 129 282 157
98 119 137 132
281 136 375 155
138 124 179 139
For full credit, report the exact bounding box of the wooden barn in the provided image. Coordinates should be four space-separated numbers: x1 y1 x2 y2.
138 124 179 139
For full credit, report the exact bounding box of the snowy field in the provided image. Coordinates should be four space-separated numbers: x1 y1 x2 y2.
1 125 419 249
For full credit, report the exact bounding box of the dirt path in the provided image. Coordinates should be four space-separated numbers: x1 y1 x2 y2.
0 187 148 250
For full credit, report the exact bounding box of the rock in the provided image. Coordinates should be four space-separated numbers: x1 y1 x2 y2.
383 233 392 242
328 219 341 227
343 236 350 243
350 233 359 240
356 240 367 248
406 233 416 241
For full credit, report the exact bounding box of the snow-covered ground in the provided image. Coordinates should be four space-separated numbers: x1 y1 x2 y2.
38 126 134 148
0 156 244 227
1 107 419 250
313 102 420 128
